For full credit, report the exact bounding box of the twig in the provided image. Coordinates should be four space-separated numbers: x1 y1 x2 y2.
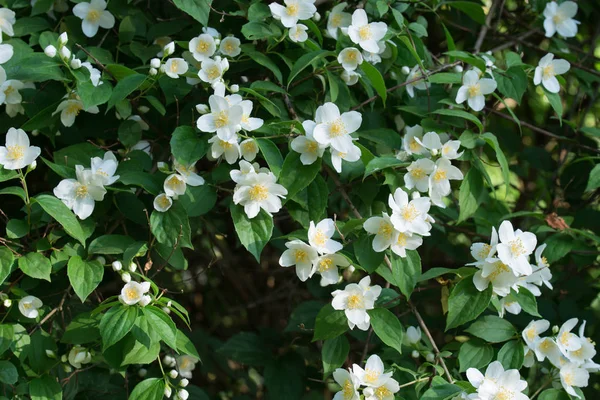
399 377 430 388
474 0 499 53
75 44 116 81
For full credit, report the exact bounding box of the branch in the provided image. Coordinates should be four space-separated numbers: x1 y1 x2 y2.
474 0 500 53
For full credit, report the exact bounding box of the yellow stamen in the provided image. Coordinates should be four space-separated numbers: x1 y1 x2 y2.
75 185 88 199
206 66 221 81
467 84 481 97
6 145 24 160
396 233 408 246
87 9 101 22
249 184 268 201
401 204 419 222
432 169 447 182
312 230 327 246
374 386 392 399
358 25 371 40
287 3 299 16
329 119 346 138
318 257 335 272
214 111 229 128
219 140 233 149
294 249 307 263
364 369 379 383
410 167 426 179
377 222 393 238
196 40 209 53
509 239 525 257
347 294 364 309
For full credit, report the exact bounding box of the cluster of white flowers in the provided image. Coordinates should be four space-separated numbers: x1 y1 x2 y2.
269 0 317 43
543 1 579 38
468 221 552 317
163 355 194 399
0 8 30 118
72 0 115 38
231 160 287 218
466 361 529 400
0 128 41 171
279 218 349 284
332 276 381 331
53 151 119 219
291 102 362 173
332 355 400 400
153 159 205 213
522 319 598 398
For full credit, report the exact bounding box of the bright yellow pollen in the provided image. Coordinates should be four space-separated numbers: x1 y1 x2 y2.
207 66 221 81
214 111 229 128
433 169 447 182
495 389 512 400
539 338 553 351
294 249 307 263
312 230 327 246
467 84 481 97
478 244 492 259
487 261 510 280
22 302 32 309
306 141 319 153
396 233 408 246
157 196 171 208
167 176 181 187
219 140 233 149
225 43 234 53
6 145 24 160
318 257 334 272
287 3 299 16
509 239 525 257
249 184 268 201
342 379 354 398
197 41 209 53
87 9 101 22
411 167 426 179
374 386 392 399
560 331 572 345
572 348 583 357
4 85 14 96
346 51 357 61
243 142 256 153
358 25 372 40
542 64 555 79
329 120 346 137
66 103 82 116
541 256 548 265
179 358 190 369
401 204 419 222
347 294 363 309
377 222 393 238
409 138 420 151
75 185 88 199
526 328 536 341
125 288 138 300
364 369 379 383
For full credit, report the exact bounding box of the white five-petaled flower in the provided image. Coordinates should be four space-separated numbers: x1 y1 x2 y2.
313 102 362 153
163 173 187 199
119 281 151 306
402 124 429 156
208 134 240 164
68 345 92 369
331 276 381 331
533 53 570 94
0 127 40 170
522 319 550 348
363 212 395 252
388 188 432 236
81 62 103 87
269 0 317 28
54 97 100 127
0 8 16 37
473 258 519 297
238 100 264 132
291 120 326 165
232 170 287 218
174 160 205 187
72 0 115 38
308 218 343 254
496 220 536 276
331 143 361 173
53 165 107 219
279 239 319 281
198 56 229 85
346 9 387 53
177 355 198 379
557 318 582 356
352 354 392 388
405 158 435 193
468 227 498 266
289 24 309 43
405 65 430 98
327 2 351 39
543 1 579 38
0 79 24 105
338 47 363 71
428 158 464 207
197 95 243 142
467 361 529 400
332 368 360 400
560 362 589 398
153 193 173 212
390 230 422 258
91 151 119 186
363 378 400 400
164 58 189 79
314 253 350 286
189 33 216 62
219 36 241 57
455 70 497 111
18 295 43 319
240 138 259 161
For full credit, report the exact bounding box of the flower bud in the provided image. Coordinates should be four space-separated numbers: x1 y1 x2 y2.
61 354 68 363
63 364 72 373
32 130 40 137
3 299 11 308
313 11 321 22
96 256 106 265
70 58 82 69
138 368 147 377
401 66 410 75
230 84 239 93
177 389 189 400
59 32 68 45
149 67 158 76
411 350 420 359
44 45 57 58
240 76 249 83
411 192 421 200
112 261 122 271
27 160 37 171
60 46 71 60
167 301 172 307
138 105 150 113
163 355 176 367
164 386 172 398
162 307 171 314
180 379 189 387
168 369 178 379
454 65 463 73
129 262 137 272
425 353 435 362
139 295 151 307
46 349 56 358
163 42 175 56
214 38 221 46
389 71 398 80
196 104 209 114
150 58 161 68
552 325 559 334
121 272 131 283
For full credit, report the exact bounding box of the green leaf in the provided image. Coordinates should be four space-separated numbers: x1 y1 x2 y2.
458 168 484 223
230 205 273 262
538 389 571 400
512 287 541 317
99 305 138 351
129 378 165 400
364 157 405 178
77 80 112 109
172 0 212 26
458 339 493 372
122 336 160 365
360 62 387 105
306 174 329 222
170 126 206 165
421 384 463 400
446 277 493 330
218 332 272 366
322 336 349 376
354 236 384 273
391 250 422 299
544 89 563 123
408 22 428 37
279 152 322 200
481 132 510 196
358 129 403 149
107 73 146 110
241 44 283 84
6 220 29 239
368 308 404 355
29 375 62 400
0 325 14 356
444 51 486 72
497 340 524 370
241 21 274 40
180 185 217 217
288 50 332 87
465 315 517 343
0 248 14 286
150 202 193 249
67 256 104 303
312 304 348 341
0 166 18 182
494 67 527 104
257 138 284 178
18 252 51 282
448 1 485 24
35 194 86 246
61 312 101 345
176 330 200 359
585 164 600 192
142 306 178 351
432 108 484 133
0 361 17 384
89 235 135 255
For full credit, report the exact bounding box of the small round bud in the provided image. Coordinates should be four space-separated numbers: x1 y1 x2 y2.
196 104 209 114
139 295 151 307
240 76 249 83
96 256 106 265
454 65 463 73
168 369 178 379
430 148 439 156
163 355 176 367
150 58 161 68
31 130 40 137
177 389 189 400
313 11 321 22
401 66 411 75
166 301 172 307
60 46 71 60
55 131 62 137
164 386 172 398
63 364 72 373
425 353 435 363
157 161 168 170
163 42 175 57
59 32 68 45
149 67 158 76
230 84 239 93
389 71 398 80
70 58 82 69
46 349 56 358
112 261 122 271
411 350 420 359
44 45 57 58
61 355 68 363
3 299 11 308
121 272 131 283
159 64 166 73
138 105 150 114
138 368 147 378
179 378 189 387
162 307 171 314
411 191 421 200
552 325 559 334
129 262 137 272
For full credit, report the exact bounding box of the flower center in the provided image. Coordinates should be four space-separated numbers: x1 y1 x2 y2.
22 302 32 309
411 167 426 179
563 373 574 386
157 196 171 208
346 51 357 62
243 141 256 153
347 293 364 309
508 239 525 257
249 184 268 201
214 111 229 128
342 379 354 398
525 328 537 341
225 43 235 53
312 230 327 246
318 257 335 272
125 288 138 300
409 138 421 152
401 204 419 222
170 60 179 73
358 25 372 40
219 140 232 149
306 141 319 153
197 41 209 53
541 256 548 266
495 388 514 400
396 232 408 246
207 66 221 81
4 85 14 96
6 145 24 160
559 331 573 346
329 119 346 137
294 249 307 263
542 64 555 79
331 14 342 27
478 244 492 259
432 169 447 182
66 103 83 116
468 84 481 97
374 386 392 399
87 9 101 22
364 369 379 383
377 222 393 238
552 14 564 24
287 3 299 17
488 261 510 280
539 338 553 351
167 176 182 187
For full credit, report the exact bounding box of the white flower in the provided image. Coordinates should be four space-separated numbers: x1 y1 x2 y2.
174 160 204 187
197 95 242 142
390 231 422 258
279 239 319 281
496 220 536 276
388 188 432 236
91 151 119 186
532 336 562 365
189 33 216 62
352 354 392 387
112 261 122 271
455 70 497 112
331 143 361 173
308 218 343 254
341 69 359 86
202 27 221 39
313 102 362 153
219 36 241 57
198 56 229 85
331 276 381 331
291 120 326 165
363 213 395 252
473 258 519 297
233 171 287 218
208 135 240 164
533 53 570 94
440 139 463 160
0 79 24 105
332 368 360 400
363 378 400 400
269 0 317 28
405 65 430 98
164 58 189 79
72 0 115 38
402 124 428 156
522 319 550 348
560 362 589 398
132 140 152 156
0 43 12 65
289 24 309 43
405 159 435 192
153 193 173 212
68 346 92 368
119 281 151 306
0 127 41 170
239 100 264 132
470 362 528 400
81 62 103 86
564 321 597 366
428 158 464 207
54 98 100 127
557 318 582 356
314 253 350 286
18 295 42 318
0 8 16 36
543 1 579 38
121 272 131 283
404 326 422 345
240 138 259 162
128 115 149 131
469 227 498 266
498 298 522 319
71 58 82 69
346 9 387 53
338 47 363 71
177 355 198 379
230 160 266 183
164 174 187 199
53 165 107 219
327 2 351 39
